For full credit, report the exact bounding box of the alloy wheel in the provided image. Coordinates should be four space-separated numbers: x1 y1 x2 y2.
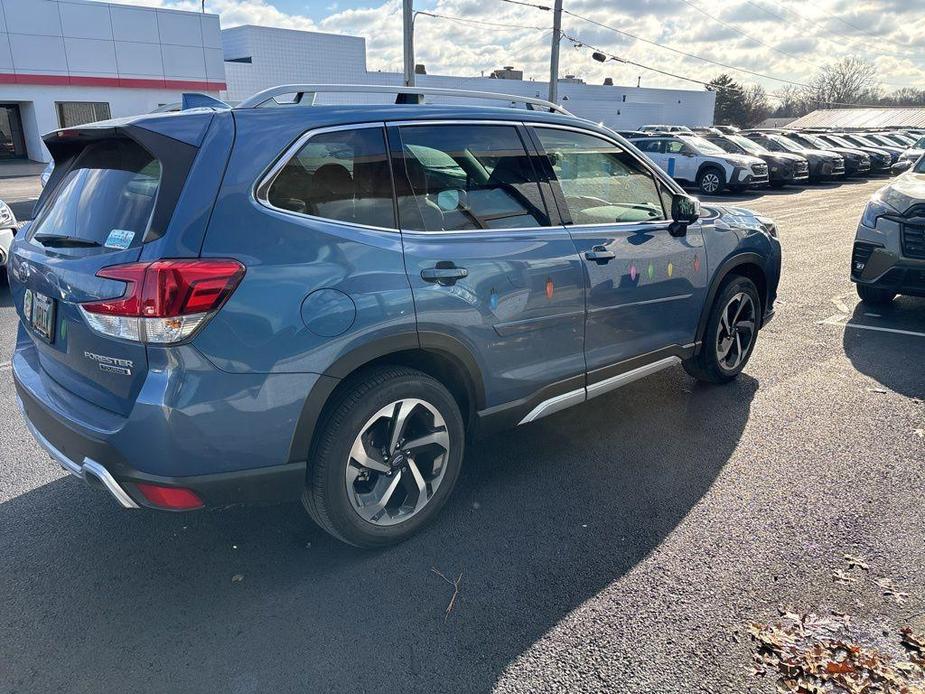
345 398 450 526
701 172 721 193
715 292 756 371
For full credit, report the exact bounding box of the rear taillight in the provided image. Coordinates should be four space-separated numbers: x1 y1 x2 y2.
135 482 204 510
79 259 244 344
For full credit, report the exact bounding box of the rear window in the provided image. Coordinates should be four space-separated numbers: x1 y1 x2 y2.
29 139 160 249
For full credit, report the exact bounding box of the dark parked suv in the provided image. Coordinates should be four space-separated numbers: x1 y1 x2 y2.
10 86 781 547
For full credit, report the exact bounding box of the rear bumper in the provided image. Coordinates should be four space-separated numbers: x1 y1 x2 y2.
13 333 316 509
16 381 307 509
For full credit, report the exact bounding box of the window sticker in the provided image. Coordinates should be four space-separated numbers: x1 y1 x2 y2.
105 229 135 250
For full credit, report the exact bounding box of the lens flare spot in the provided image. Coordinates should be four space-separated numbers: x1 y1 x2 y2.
647 262 654 280
629 264 638 281
693 255 701 273
667 261 674 278
489 289 499 310
545 278 554 299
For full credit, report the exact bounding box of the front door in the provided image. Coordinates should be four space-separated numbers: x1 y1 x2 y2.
530 125 709 383
390 121 586 413
0 105 27 160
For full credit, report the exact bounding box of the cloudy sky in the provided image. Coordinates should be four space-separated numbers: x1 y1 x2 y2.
98 0 925 100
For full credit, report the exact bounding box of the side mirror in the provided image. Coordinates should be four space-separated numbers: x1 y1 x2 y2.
891 159 913 175
669 194 700 237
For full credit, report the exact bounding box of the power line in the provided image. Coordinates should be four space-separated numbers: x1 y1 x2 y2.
415 11 547 32
676 0 821 68
747 0 919 64
562 8 812 88
561 33 745 93
498 0 551 9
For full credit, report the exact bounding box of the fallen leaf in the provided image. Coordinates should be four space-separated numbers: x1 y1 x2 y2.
867 387 887 394
843 554 870 571
231 574 244 583
833 569 857 584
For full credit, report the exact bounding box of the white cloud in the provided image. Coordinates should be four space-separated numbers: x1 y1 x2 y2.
96 0 925 99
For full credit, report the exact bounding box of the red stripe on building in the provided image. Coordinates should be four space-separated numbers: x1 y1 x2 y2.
0 73 226 91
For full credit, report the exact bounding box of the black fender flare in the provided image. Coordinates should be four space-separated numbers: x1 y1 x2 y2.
694 252 767 352
696 162 726 185
286 331 486 463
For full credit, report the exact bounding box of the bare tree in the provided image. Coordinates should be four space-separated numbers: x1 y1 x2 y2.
802 57 878 108
741 84 772 127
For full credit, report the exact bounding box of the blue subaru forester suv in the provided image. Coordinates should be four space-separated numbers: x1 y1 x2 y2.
10 86 781 547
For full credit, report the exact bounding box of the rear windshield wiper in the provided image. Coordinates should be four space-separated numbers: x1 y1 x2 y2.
33 233 103 248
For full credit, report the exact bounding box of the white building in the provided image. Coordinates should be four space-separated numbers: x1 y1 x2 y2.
0 0 225 163
221 25 715 131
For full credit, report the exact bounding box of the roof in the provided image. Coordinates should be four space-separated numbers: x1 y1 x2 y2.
789 108 925 129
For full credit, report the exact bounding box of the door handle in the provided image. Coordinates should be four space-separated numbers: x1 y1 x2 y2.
421 264 468 285
585 247 616 263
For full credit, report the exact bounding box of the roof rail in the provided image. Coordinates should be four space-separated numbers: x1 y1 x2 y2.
234 84 572 115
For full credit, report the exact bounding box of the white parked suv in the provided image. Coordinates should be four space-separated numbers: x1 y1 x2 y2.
0 199 16 280
630 133 770 195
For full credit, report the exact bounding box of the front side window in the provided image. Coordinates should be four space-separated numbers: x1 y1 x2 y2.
664 139 688 154
535 127 666 225
266 127 395 228
394 124 549 231
633 139 663 153
29 139 160 249
682 136 727 155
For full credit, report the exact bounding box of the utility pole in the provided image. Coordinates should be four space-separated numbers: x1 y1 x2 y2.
403 0 415 87
548 0 563 104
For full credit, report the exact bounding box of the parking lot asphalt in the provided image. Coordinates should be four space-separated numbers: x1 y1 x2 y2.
1 176 924 693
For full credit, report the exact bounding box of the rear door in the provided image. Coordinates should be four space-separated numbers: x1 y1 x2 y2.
390 120 586 411
9 130 197 415
529 125 708 379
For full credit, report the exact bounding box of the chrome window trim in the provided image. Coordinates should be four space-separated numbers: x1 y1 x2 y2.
253 118 684 236
253 121 400 233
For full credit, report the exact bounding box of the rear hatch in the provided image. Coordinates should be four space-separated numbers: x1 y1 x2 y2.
11 123 200 415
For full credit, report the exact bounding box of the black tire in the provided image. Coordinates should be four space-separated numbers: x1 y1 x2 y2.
856 284 896 306
302 365 465 548
683 275 762 384
697 167 726 195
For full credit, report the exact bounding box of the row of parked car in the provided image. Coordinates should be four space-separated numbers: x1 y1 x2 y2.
620 124 925 196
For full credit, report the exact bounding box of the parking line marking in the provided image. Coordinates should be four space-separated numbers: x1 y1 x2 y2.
819 315 925 338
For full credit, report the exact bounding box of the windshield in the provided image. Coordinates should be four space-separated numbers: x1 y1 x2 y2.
845 134 877 148
769 135 806 153
681 135 728 155
796 133 829 149
915 156 925 173
867 134 899 148
28 139 160 250
827 135 856 148
728 135 768 155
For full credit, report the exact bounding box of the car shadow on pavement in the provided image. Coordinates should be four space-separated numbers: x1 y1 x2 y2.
842 298 925 399
0 368 758 693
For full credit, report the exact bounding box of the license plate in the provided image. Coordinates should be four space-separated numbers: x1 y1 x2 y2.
31 292 56 342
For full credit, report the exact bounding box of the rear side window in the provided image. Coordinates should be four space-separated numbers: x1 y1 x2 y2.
535 127 666 225
265 127 395 228
394 124 549 231
29 139 160 249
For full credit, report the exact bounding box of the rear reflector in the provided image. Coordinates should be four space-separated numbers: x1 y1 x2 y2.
135 483 204 510
79 259 244 344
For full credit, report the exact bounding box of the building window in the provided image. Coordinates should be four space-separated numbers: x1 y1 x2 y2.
56 102 111 128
